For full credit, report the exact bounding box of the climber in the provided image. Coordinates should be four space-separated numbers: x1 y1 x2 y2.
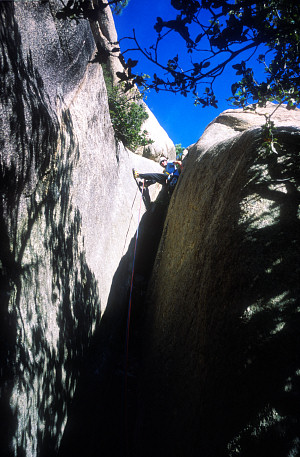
132 156 182 190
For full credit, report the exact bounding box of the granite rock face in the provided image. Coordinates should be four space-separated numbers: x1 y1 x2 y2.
2 1 300 456
90 0 175 161
0 1 163 455
136 102 176 161
136 105 300 456
196 103 300 153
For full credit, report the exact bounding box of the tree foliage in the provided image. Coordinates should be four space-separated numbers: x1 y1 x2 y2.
117 0 300 111
107 84 153 151
56 0 300 127
175 143 185 159
111 0 129 15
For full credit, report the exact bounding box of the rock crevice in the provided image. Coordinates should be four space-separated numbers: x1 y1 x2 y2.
0 1 170 455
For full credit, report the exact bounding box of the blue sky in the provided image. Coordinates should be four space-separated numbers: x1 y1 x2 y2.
113 1 257 148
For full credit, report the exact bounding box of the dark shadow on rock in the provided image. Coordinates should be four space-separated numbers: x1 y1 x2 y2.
133 128 300 457
207 128 300 457
0 201 18 457
1 4 101 455
58 187 170 457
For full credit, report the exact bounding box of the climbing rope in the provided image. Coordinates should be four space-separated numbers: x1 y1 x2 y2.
125 180 144 369
124 179 144 454
122 185 139 257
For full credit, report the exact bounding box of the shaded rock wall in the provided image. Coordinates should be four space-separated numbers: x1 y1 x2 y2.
135 106 300 456
0 1 165 455
57 186 170 457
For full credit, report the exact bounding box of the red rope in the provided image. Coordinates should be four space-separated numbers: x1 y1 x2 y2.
124 180 144 454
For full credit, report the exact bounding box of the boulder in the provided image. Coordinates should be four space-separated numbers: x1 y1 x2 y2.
135 104 300 456
136 103 176 160
193 102 300 155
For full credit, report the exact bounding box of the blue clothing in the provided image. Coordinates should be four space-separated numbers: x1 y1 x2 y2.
164 161 180 191
164 161 177 175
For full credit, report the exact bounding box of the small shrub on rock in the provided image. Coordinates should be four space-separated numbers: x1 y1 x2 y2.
108 85 153 151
